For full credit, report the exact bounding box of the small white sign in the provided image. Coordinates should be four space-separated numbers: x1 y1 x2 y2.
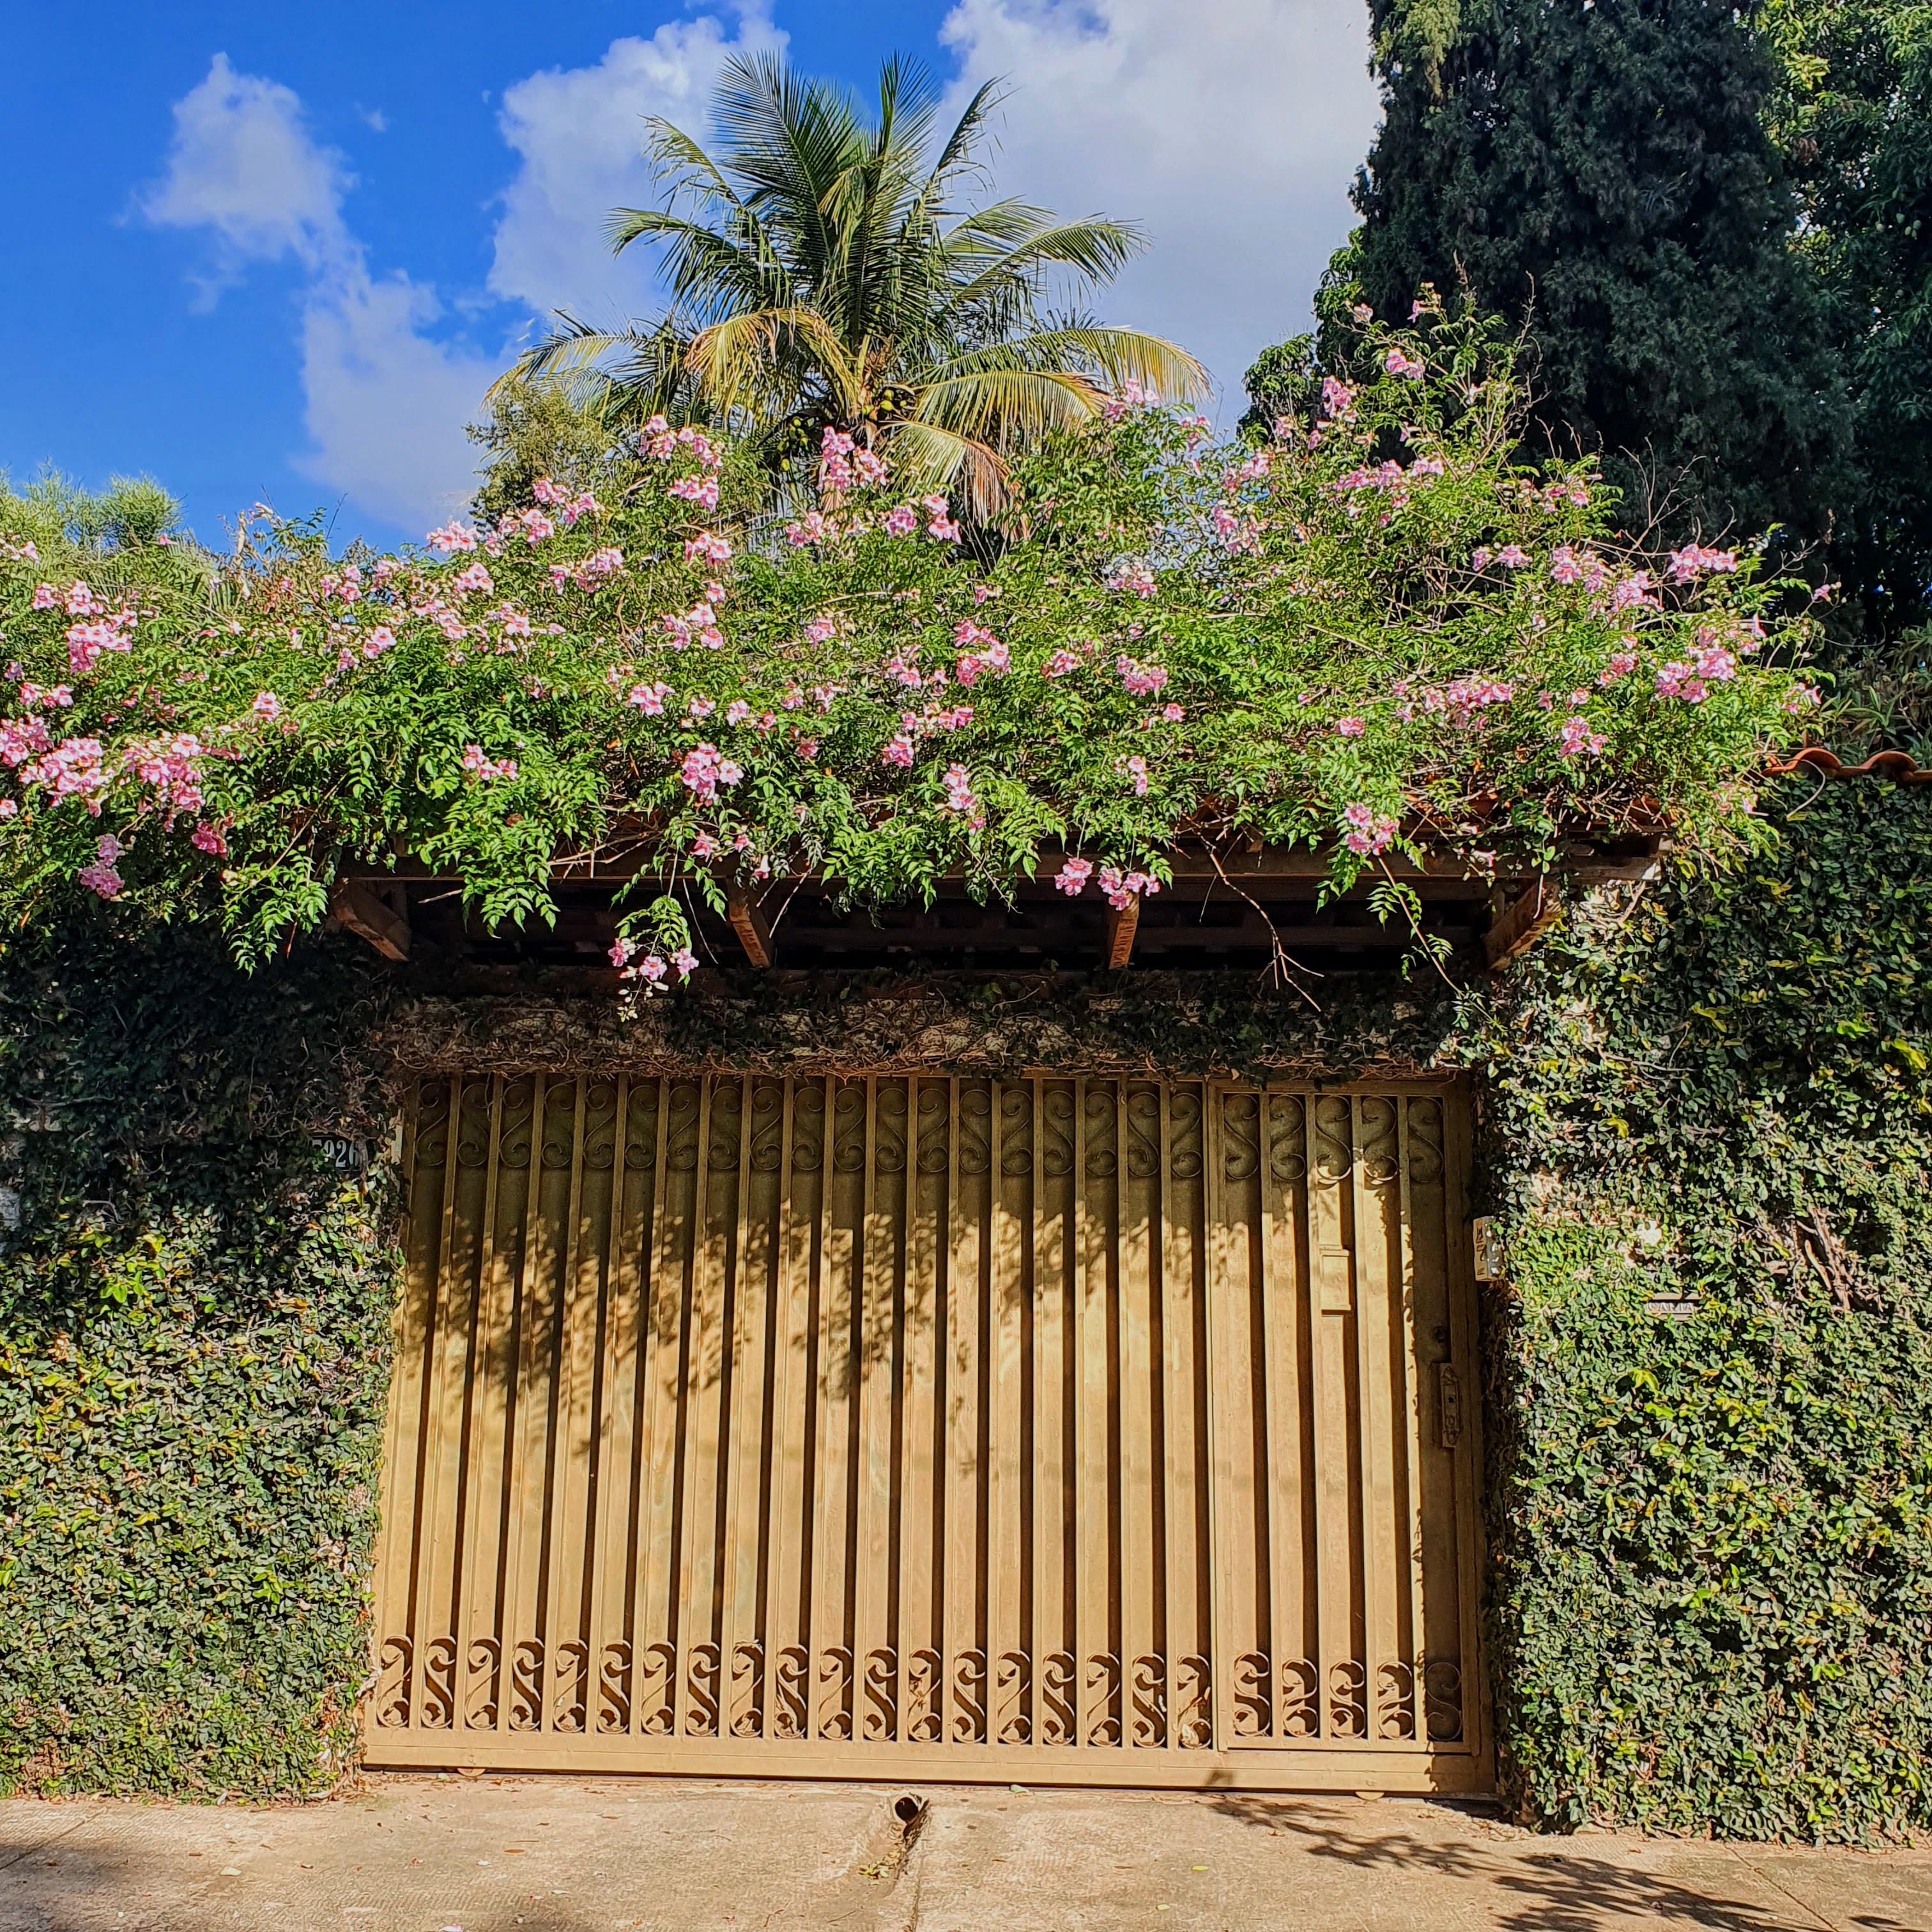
316 1133 369 1174
1472 1216 1504 1281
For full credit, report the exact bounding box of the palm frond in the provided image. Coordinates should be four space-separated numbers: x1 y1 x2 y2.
686 306 862 422
877 417 1009 520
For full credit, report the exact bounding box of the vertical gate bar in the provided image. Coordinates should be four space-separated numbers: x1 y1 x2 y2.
675 1077 727 1736
721 1077 775 1744
760 1080 807 1739
1304 1089 1351 1742
585 1075 638 1742
497 1074 564 1741
853 1078 896 1742
1351 1095 1400 1748
1443 1089 1485 1761
459 1077 533 1738
1396 1102 1430 1745
987 1082 1025 1745
808 1078 854 1742
1259 1090 1310 1743
437 1078 502 1733
1157 1084 1198 1747
942 1078 982 1747
897 1078 942 1745
1118 1082 1156 1746
634 1077 686 1737
1202 1085 1230 1752
1033 1077 1070 1749
539 1080 596 1733
1071 1078 1101 1751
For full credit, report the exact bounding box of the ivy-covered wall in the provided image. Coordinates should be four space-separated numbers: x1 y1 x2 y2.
1 779 1926 1839
0 931 398 1797
1476 776 1932 1841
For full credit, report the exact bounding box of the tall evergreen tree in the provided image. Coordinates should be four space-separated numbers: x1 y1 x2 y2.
1347 0 1846 548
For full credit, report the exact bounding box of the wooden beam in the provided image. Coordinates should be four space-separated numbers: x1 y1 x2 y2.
329 880 411 962
1103 894 1140 970
1483 876 1560 970
725 884 774 969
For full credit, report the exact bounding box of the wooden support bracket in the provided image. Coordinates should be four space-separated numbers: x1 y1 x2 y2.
1483 875 1560 970
1103 893 1140 970
328 880 411 962
725 884 774 969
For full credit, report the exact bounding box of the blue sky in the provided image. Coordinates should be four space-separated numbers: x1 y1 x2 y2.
1 1 1379 554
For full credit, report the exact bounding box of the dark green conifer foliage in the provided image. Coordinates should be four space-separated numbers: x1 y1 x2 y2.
1347 0 1846 546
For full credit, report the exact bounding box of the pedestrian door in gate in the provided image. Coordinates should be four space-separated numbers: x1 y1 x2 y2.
366 1073 1487 1790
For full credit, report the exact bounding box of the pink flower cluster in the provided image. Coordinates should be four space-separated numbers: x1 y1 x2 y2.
1054 855 1093 895
1558 717 1608 756
668 473 721 512
1667 544 1737 584
1341 803 1397 857
640 419 720 474
1116 654 1167 697
65 605 137 676
1100 379 1153 422
679 743 744 801
1654 642 1737 703
1320 376 1355 420
1383 346 1425 379
426 522 479 555
1097 864 1160 911
953 622 1009 687
1118 753 1150 795
1549 545 1609 594
922 493 961 542
684 533 732 568
461 744 519 783
79 832 123 899
609 931 700 994
661 597 724 650
1107 561 1157 598
450 561 494 598
1212 504 1262 552
816 428 888 495
530 476 600 523
785 512 832 547
940 762 983 829
1042 648 1082 680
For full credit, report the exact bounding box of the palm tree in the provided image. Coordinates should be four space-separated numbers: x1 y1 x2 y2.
497 53 1209 516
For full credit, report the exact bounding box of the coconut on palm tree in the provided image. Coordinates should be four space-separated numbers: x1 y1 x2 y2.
496 52 1209 516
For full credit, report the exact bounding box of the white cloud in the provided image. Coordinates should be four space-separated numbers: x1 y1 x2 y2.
489 6 786 330
144 54 489 533
937 0 1380 417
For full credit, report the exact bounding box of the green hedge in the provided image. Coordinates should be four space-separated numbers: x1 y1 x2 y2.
1478 778 1932 1840
0 931 397 1796
1 779 1926 1837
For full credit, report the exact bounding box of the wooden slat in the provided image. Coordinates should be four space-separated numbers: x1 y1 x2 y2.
1118 1082 1158 1747
1350 1095 1402 1750
944 1079 986 1744
853 1079 897 1742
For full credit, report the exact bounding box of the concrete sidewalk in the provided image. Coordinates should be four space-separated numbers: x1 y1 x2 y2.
3 1774 1928 1931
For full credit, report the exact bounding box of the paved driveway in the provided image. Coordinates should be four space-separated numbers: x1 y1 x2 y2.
3 1775 1928 1931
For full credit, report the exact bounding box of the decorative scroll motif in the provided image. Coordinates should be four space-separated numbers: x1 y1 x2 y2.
730 1642 765 1738
875 1083 908 1176
1084 1653 1123 1746
541 1081 577 1172
958 1083 992 1177
709 1080 743 1174
455 1080 493 1170
413 1085 450 1171
1424 1660 1465 1743
1084 1085 1117 1179
791 1080 825 1173
510 1640 545 1730
1328 1659 1368 1740
636 1643 676 1735
465 1638 502 1731
772 1646 810 1740
597 1641 631 1734
552 1639 590 1735
749 1080 784 1172
420 1635 457 1729
1279 1658 1321 1738
862 1647 899 1740
1359 1096 1400 1186
1222 1093 1261 1183
994 1650 1031 1744
1376 1660 1416 1742
1268 1094 1307 1182
904 1648 944 1742
1039 1652 1077 1745
498 1077 535 1169
1169 1086 1203 1183
1041 1085 1076 1179
951 1649 988 1744
1314 1096 1353 1181
915 1084 949 1176
686 1643 721 1738
1173 1655 1212 1749
818 1646 855 1741
375 1636 412 1728
623 1079 658 1174
832 1082 867 1174
665 1082 702 1174
999 1083 1033 1177
1130 1655 1168 1747
583 1080 620 1171
1125 1085 1162 1179
1406 1098 1445 1185
1231 1651 1271 1737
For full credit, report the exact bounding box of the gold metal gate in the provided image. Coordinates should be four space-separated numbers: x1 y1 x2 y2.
367 1074 1486 1790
